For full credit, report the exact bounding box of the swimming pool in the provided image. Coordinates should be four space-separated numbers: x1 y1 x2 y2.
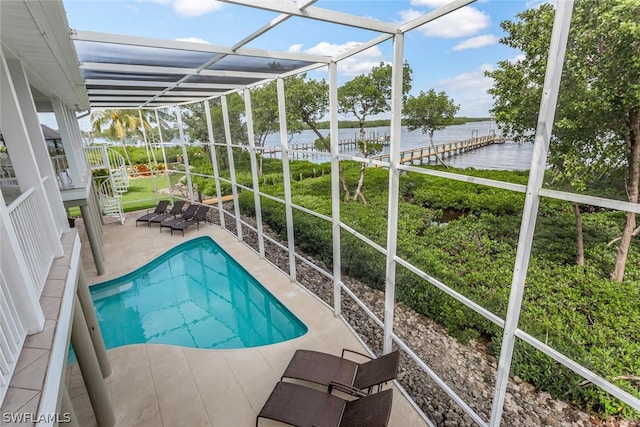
89 236 307 350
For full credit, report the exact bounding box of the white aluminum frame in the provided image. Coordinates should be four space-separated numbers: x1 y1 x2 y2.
63 0 640 424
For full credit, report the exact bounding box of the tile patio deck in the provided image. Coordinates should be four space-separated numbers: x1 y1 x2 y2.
68 211 429 427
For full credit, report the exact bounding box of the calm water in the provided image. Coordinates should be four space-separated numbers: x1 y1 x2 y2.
264 121 535 171
89 236 307 350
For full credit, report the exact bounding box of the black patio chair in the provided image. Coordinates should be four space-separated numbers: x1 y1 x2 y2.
148 200 186 227
159 204 198 233
257 381 393 427
281 349 400 395
171 205 210 236
135 200 169 227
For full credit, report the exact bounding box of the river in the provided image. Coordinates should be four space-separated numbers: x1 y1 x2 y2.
263 120 534 171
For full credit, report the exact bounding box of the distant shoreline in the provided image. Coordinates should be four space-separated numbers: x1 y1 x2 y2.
305 117 492 130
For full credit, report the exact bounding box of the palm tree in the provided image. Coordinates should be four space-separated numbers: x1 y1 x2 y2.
91 109 151 175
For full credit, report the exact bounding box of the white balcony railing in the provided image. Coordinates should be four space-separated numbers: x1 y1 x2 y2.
51 155 73 190
7 187 55 296
0 269 27 405
84 146 108 169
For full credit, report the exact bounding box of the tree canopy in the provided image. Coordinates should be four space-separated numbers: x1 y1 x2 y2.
338 62 413 203
403 89 459 139
91 109 153 174
181 93 247 145
486 0 639 281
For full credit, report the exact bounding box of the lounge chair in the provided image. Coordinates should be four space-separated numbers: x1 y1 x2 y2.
281 349 400 394
159 204 198 232
135 200 169 227
257 381 392 427
148 200 186 227
171 205 209 236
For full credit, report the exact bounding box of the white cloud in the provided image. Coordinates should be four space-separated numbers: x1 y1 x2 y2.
174 0 222 17
302 41 360 56
410 0 450 7
452 34 499 51
287 44 304 53
288 41 386 77
509 54 526 64
176 37 209 44
436 64 495 116
143 0 222 17
399 6 490 38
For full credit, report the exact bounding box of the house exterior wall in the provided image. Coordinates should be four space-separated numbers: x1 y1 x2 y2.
0 45 113 426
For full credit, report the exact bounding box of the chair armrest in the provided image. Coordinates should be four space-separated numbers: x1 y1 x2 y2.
328 381 367 397
341 348 373 361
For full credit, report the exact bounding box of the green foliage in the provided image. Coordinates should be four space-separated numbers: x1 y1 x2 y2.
338 61 412 129
403 89 460 139
285 74 329 130
486 0 640 281
237 159 639 419
401 169 530 215
180 95 247 145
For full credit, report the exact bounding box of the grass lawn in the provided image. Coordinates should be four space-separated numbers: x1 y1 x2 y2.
120 173 183 212
67 173 184 217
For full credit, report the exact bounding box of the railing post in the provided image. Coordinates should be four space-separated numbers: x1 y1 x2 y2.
71 295 115 427
204 100 226 229
80 204 105 275
329 61 342 316
1 53 63 257
276 78 297 282
53 99 83 187
489 1 574 425
221 96 243 240
383 32 404 355
76 264 110 377
243 89 266 259
175 107 195 203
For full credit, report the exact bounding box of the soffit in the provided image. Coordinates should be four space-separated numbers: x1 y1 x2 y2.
0 0 89 111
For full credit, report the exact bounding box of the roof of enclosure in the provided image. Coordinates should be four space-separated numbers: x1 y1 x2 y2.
1 0 475 110
69 0 474 110
72 31 328 108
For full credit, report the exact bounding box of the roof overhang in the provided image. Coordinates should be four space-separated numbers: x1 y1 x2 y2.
71 28 333 109
0 0 89 111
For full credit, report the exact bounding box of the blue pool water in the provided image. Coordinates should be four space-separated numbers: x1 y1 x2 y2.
89 236 307 350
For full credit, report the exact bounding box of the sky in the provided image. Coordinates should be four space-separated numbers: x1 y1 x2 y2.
47 0 548 129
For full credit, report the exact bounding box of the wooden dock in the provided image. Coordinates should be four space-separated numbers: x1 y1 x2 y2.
370 134 505 165
261 134 390 158
258 133 504 164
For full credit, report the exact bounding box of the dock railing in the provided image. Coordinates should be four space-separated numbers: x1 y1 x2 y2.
370 134 505 165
